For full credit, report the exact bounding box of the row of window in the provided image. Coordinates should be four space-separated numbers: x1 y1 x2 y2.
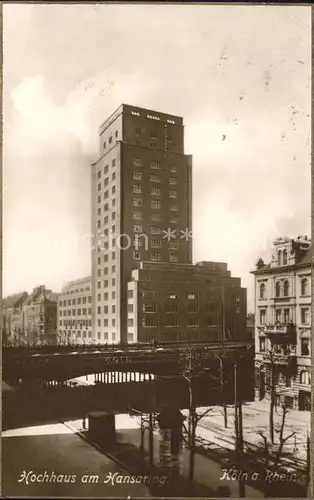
133 199 178 211
62 287 90 295
97 253 116 264
97 318 116 327
259 278 309 299
98 183 116 195
96 290 116 299
139 316 219 327
259 307 310 325
133 184 177 197
59 297 91 307
259 337 310 356
129 290 222 301
133 168 177 180
133 159 177 171
103 137 118 150
97 268 116 277
277 249 288 266
97 196 116 207
134 129 173 142
133 212 179 223
59 319 92 327
60 308 92 317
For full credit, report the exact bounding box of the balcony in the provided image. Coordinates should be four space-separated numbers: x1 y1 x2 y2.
263 322 295 336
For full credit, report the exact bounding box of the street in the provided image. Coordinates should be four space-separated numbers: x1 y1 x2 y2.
2 420 151 497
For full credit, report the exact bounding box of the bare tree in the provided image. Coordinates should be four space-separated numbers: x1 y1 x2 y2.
181 346 213 483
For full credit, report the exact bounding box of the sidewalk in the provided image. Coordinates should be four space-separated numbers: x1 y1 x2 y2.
64 415 263 498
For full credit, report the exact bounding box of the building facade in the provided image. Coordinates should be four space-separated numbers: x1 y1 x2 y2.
252 236 311 411
23 286 58 344
2 292 29 345
91 104 192 343
57 277 92 343
127 261 247 344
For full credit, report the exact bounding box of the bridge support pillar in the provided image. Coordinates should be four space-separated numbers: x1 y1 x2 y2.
157 408 185 478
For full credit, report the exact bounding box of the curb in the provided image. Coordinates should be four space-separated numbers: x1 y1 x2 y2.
60 419 134 476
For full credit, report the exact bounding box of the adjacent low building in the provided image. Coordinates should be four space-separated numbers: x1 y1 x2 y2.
252 236 311 411
127 261 247 344
57 277 92 343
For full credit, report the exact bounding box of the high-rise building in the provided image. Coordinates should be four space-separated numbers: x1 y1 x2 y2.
91 104 192 343
57 277 92 343
252 236 311 410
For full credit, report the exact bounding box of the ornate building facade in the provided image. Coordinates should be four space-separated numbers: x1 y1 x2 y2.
252 236 311 411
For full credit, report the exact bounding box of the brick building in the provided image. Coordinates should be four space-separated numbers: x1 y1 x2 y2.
252 236 311 410
57 277 92 343
91 104 192 343
127 261 247 343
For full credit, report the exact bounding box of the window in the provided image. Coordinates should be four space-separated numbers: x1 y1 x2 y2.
258 310 266 326
189 304 199 313
133 184 142 193
283 249 287 265
165 316 179 327
104 177 109 186
150 174 160 183
301 278 309 296
104 203 109 211
151 252 161 261
128 304 133 313
151 188 160 196
187 293 196 300
169 190 177 198
134 171 142 180
97 208 101 216
169 178 177 185
112 198 116 207
104 280 108 287
278 250 282 266
275 309 281 323
170 217 179 224
103 141 106 150
112 319 116 327
260 338 266 352
151 213 161 222
104 305 108 314
109 136 112 144
133 157 142 166
170 204 178 211
104 216 108 225
112 278 116 286
283 308 290 323
151 200 161 209
150 161 160 169
150 226 161 234
151 238 161 248
104 254 108 262
275 282 280 297
142 316 157 327
112 186 116 195
115 130 118 138
283 280 289 297
112 159 116 167
128 318 134 327
301 308 309 325
300 370 310 384
112 172 116 181
133 250 140 260
188 316 198 327
143 303 156 313
170 254 178 262
133 198 142 207
133 212 142 220
169 242 178 250
133 225 143 233
98 195 101 203
260 283 266 299
285 375 292 388
168 293 177 300
112 251 115 259
141 290 155 299
104 190 108 199
104 165 109 174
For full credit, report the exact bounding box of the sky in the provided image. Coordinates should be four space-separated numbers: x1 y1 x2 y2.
3 4 311 312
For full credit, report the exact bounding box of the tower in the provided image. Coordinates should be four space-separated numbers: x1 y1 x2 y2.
91 104 192 343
